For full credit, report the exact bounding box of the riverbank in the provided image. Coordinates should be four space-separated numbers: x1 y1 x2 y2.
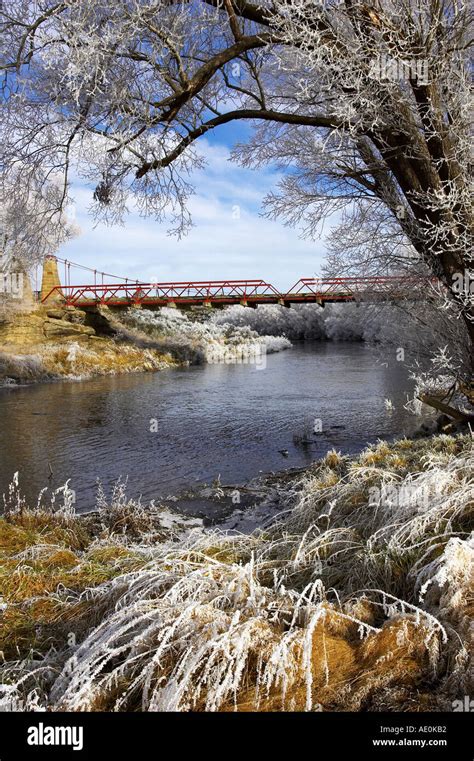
0 340 178 384
0 303 292 385
0 303 180 384
0 432 471 712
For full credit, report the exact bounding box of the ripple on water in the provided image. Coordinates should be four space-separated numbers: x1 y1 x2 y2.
0 343 429 512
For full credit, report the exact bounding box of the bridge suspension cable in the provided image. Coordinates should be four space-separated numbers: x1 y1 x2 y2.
53 256 141 286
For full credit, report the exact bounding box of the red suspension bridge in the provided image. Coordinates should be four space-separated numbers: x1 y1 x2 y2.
40 256 435 309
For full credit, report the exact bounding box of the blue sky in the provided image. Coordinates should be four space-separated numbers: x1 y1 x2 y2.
57 124 329 291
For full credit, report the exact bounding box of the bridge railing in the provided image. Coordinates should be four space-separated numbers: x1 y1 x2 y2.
41 279 282 306
285 276 437 299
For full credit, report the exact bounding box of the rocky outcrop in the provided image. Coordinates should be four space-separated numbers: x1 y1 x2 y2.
0 305 96 348
45 305 88 322
43 317 94 338
0 298 177 384
46 308 66 320
0 311 46 346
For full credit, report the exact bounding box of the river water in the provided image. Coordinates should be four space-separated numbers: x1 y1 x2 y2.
0 343 428 512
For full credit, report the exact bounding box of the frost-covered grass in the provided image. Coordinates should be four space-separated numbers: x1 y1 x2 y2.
0 340 176 385
0 434 472 712
0 351 53 385
39 340 176 378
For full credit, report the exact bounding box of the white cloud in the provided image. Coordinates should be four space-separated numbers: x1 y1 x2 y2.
59 139 333 290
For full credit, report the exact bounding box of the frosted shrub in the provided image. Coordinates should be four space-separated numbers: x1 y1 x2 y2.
211 304 328 340
2 472 27 516
95 479 157 540
120 307 291 364
211 303 369 341
210 301 462 350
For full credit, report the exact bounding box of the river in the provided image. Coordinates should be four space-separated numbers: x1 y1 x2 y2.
0 342 429 512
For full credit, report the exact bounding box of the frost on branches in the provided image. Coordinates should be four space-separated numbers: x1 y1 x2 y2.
0 176 79 274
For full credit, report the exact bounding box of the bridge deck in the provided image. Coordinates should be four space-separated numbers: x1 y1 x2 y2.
41 276 435 308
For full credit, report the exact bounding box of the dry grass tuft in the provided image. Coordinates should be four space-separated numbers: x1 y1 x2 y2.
40 340 176 379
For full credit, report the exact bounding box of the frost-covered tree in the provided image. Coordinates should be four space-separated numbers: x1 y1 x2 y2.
0 1 472 381
0 175 80 272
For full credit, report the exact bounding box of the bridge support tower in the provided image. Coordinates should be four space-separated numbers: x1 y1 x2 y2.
40 256 64 303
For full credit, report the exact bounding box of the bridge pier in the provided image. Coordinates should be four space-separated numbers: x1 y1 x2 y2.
40 256 64 303
239 300 257 308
